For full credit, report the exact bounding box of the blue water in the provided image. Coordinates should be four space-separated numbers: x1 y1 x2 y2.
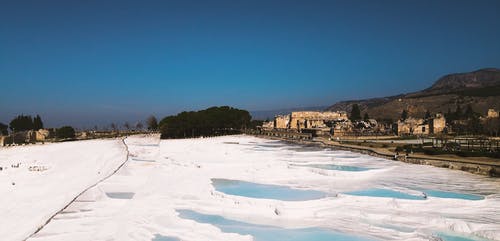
422 190 484 200
305 164 371 172
438 232 488 241
344 189 426 200
152 234 180 241
212 179 326 201
177 209 375 241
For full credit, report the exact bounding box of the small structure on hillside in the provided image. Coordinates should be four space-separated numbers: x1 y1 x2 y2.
487 109 499 118
261 121 274 130
35 129 53 141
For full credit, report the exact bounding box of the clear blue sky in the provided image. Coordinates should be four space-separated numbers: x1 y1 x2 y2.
1 0 500 128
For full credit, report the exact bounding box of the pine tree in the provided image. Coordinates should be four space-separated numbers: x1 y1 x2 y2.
424 110 431 120
33 115 44 130
350 104 361 121
0 122 8 135
9 115 34 131
401 110 408 121
455 105 462 119
464 105 475 119
363 113 370 121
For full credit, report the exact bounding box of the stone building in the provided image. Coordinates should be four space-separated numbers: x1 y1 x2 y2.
397 118 429 136
289 111 348 130
429 113 446 134
35 129 52 141
331 119 353 137
274 115 291 129
261 121 274 130
397 113 446 136
0 131 36 146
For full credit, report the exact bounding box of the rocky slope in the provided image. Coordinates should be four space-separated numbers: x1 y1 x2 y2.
327 68 500 120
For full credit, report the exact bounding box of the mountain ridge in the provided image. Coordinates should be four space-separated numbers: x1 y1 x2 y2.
327 68 500 120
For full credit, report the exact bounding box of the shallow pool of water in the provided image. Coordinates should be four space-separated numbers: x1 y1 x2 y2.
212 179 326 201
177 209 375 241
344 189 425 200
152 234 180 241
422 190 483 200
301 164 371 172
105 192 135 199
437 232 489 241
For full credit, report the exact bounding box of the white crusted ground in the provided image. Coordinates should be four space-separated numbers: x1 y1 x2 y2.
3 135 499 241
0 139 126 241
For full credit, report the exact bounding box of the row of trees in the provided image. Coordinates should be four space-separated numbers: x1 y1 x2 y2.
100 116 157 132
7 115 44 132
159 106 251 139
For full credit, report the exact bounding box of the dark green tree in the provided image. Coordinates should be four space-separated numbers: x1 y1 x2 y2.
249 120 264 129
33 115 44 130
159 106 251 139
350 104 361 121
464 104 476 119
363 112 370 121
56 126 75 139
424 110 431 119
466 116 483 135
401 110 408 121
0 122 8 135
9 115 34 131
455 105 462 119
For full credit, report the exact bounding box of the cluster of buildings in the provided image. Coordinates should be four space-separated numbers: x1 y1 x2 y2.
0 129 144 147
262 110 450 137
0 129 53 146
396 113 446 136
262 111 384 137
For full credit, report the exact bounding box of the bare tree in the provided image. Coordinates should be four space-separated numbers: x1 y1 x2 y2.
124 122 130 130
135 121 144 130
110 123 117 132
146 115 158 131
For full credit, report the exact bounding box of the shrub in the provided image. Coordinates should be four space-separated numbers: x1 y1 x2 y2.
56 126 75 139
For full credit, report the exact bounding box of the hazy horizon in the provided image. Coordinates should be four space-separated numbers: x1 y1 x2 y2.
2 0 500 128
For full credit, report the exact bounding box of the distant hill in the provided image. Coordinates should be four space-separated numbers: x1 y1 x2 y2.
251 106 328 120
327 68 500 120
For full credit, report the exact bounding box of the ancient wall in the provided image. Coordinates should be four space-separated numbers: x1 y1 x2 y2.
289 111 347 129
397 118 425 135
431 114 446 134
262 121 274 130
274 115 290 129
